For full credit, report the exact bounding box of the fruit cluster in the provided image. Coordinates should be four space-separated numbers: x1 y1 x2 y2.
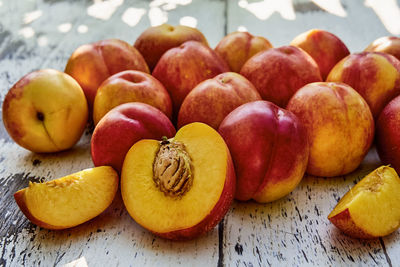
4 25 400 240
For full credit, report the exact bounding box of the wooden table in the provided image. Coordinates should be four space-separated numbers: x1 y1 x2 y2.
1 0 400 266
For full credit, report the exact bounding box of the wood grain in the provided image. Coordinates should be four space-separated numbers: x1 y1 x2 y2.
1 0 400 266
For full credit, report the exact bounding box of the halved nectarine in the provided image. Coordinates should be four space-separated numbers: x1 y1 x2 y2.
121 122 235 240
14 166 118 230
328 166 400 238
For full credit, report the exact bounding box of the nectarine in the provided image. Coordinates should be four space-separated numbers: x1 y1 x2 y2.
177 72 261 129
65 39 149 111
93 70 172 125
2 69 88 153
152 41 229 120
134 23 209 71
327 52 400 118
218 100 308 202
240 46 322 107
215 31 272 73
91 102 176 173
328 166 400 238
290 29 350 80
14 166 118 230
287 82 374 177
121 122 235 240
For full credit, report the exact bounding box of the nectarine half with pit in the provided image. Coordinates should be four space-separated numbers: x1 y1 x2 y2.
328 166 400 238
121 122 235 240
14 166 119 230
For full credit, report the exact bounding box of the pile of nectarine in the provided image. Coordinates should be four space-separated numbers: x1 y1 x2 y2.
4 24 400 240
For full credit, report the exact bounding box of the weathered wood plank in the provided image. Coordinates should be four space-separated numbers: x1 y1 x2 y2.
0 0 226 266
225 0 400 265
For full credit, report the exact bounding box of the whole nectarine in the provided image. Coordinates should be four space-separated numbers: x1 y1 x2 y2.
65 39 149 111
134 23 209 71
287 82 374 177
240 46 322 107
218 100 308 202
91 102 176 173
2 69 88 153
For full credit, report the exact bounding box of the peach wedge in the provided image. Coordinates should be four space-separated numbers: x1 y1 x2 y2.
14 166 119 230
328 166 400 238
121 122 235 240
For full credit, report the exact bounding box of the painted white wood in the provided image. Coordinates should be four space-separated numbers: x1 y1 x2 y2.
1 0 400 266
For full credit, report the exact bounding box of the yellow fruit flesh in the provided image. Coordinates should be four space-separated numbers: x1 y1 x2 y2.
329 166 400 237
121 123 227 233
19 166 118 229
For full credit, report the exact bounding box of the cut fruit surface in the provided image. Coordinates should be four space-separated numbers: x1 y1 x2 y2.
14 166 119 229
328 166 400 238
121 122 235 239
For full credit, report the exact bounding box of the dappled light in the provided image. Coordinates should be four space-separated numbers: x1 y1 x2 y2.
18 27 35 39
150 0 192 10
64 256 88 267
87 0 123 20
365 0 400 35
237 25 248 32
311 0 347 17
122 7 146 27
37 36 48 47
58 23 72 33
179 16 197 27
148 6 168 26
238 0 296 20
23 10 43 24
77 25 89 34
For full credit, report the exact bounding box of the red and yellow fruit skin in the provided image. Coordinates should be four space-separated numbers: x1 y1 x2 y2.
152 41 229 120
134 23 209 71
154 151 235 240
91 102 176 173
215 31 272 73
290 29 350 80
327 52 400 118
240 46 322 107
218 100 309 202
365 36 400 61
287 82 374 177
177 72 262 130
65 39 149 111
376 95 400 173
2 69 88 153
93 70 173 125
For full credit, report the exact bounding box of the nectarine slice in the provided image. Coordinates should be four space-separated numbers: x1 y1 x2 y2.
328 166 400 238
121 122 235 240
14 166 118 230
